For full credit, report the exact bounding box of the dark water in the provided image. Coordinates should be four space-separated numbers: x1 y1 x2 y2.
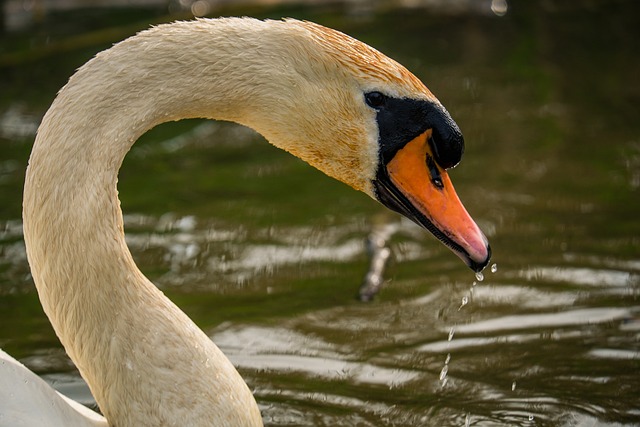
0 1 638 426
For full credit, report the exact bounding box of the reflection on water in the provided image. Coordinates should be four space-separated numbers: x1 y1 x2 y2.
519 266 635 288
124 213 371 289
214 325 421 386
0 106 39 140
454 307 630 333
1 1 639 426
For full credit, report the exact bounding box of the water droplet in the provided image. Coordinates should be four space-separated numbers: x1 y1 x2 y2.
491 0 508 17
512 381 517 391
464 414 471 427
491 263 498 273
458 295 469 310
472 281 477 287
475 271 484 282
439 365 448 381
448 327 455 341
528 414 534 421
445 353 451 364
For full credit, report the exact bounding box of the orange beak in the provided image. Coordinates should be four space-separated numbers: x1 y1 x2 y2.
374 129 490 272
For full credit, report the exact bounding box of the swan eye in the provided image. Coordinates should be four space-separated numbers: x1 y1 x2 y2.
365 91 386 109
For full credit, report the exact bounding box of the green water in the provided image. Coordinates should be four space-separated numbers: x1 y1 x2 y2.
0 1 638 426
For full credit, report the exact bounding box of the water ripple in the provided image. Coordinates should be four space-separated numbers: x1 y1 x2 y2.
454 307 630 334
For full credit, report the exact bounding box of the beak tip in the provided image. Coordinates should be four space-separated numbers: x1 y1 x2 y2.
466 243 492 273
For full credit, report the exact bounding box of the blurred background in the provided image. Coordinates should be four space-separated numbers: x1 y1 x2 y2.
0 0 638 426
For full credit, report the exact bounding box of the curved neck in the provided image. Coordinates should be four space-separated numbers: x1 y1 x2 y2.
20 19 296 426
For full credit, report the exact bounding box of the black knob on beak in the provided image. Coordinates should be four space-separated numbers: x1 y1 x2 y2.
426 105 464 169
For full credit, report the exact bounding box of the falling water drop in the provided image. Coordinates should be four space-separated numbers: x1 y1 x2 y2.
448 327 455 341
512 381 517 391
458 295 469 310
464 414 471 427
475 271 484 282
491 0 508 16
491 263 498 273
528 414 535 421
445 353 451 364
439 364 448 381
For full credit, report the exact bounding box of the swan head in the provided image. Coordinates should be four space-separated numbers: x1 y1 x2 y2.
247 19 490 271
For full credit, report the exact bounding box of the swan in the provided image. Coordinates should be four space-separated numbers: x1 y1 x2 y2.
1 17 490 426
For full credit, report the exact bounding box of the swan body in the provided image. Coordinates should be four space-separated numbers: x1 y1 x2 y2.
0 349 107 426
2 17 490 426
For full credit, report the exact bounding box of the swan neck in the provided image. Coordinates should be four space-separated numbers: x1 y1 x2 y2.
22 19 266 426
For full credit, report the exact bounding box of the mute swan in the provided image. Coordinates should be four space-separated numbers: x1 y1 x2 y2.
1 17 490 426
